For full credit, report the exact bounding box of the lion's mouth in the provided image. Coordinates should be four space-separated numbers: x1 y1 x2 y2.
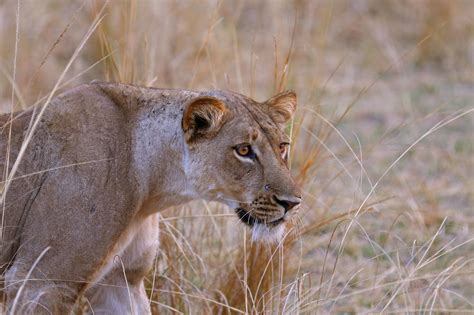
235 208 285 227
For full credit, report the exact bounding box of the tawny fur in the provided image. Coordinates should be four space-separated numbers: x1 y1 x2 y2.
0 82 301 314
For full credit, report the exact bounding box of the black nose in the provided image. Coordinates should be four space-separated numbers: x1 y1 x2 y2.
273 195 301 213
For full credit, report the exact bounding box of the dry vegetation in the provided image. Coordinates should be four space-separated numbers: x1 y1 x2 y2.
1 0 473 313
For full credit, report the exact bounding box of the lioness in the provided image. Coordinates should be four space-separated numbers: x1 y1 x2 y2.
0 82 301 314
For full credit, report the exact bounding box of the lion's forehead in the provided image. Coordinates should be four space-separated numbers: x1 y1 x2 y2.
246 109 289 146
207 89 289 144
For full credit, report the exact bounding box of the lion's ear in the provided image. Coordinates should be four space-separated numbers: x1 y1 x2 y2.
263 90 297 124
182 96 227 143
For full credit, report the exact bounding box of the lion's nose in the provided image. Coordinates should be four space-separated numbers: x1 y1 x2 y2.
273 195 301 213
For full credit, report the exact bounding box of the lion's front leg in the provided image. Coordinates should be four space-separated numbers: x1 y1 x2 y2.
85 268 152 315
85 269 150 315
85 214 159 315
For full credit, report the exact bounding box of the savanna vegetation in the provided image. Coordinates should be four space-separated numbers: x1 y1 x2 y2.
0 0 473 313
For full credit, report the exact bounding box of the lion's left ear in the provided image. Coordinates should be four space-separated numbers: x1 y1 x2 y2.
182 96 227 143
263 90 297 124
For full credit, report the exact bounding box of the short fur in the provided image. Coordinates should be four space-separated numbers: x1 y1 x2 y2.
0 82 301 314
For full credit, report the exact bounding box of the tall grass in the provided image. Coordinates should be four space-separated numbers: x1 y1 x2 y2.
1 0 473 313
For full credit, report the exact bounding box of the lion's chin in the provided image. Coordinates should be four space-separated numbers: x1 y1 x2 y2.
235 208 287 243
251 223 286 244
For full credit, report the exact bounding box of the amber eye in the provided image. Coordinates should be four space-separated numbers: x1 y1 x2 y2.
234 144 255 158
280 143 289 158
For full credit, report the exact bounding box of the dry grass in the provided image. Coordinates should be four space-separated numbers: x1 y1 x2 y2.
1 0 473 313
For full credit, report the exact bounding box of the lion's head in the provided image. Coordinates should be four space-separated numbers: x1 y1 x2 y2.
181 90 301 241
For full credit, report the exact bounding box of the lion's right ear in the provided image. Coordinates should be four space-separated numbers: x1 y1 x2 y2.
182 96 227 143
263 90 297 124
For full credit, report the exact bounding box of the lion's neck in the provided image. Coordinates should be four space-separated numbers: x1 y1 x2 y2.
95 82 201 215
126 91 199 215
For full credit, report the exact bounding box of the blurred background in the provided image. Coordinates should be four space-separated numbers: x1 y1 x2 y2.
1 0 473 313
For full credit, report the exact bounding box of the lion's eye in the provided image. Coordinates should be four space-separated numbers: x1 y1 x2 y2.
280 143 289 158
234 144 254 158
